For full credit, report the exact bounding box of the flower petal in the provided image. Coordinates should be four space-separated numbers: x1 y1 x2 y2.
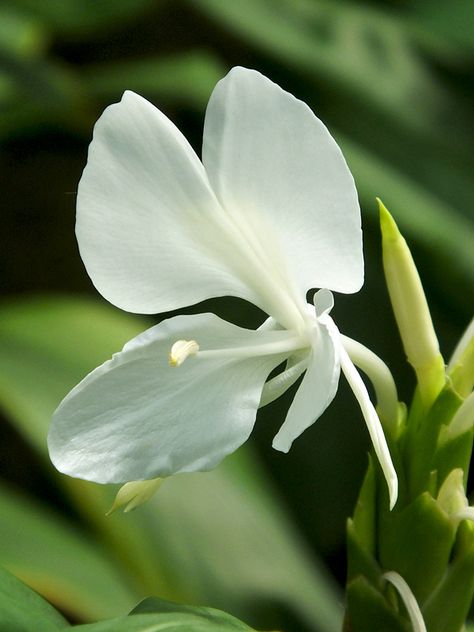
272 315 340 452
76 91 257 315
338 342 398 509
202 67 363 296
48 313 289 483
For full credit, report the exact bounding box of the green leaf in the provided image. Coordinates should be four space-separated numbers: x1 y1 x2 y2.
345 576 410 632
130 597 254 629
346 519 381 589
0 564 69 630
0 481 138 621
346 456 382 588
75 611 254 631
379 492 455 604
351 456 377 555
403 386 464 497
435 428 474 492
423 541 474 632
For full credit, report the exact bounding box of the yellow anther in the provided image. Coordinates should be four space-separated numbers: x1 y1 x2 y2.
168 339 200 367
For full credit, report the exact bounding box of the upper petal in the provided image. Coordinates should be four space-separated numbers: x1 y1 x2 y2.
76 91 257 315
48 313 289 483
203 67 363 296
272 314 341 452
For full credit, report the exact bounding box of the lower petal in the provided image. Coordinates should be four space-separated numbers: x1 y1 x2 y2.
339 343 398 509
272 315 340 452
48 313 288 483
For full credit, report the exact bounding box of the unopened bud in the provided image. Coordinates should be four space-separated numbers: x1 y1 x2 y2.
379 199 445 408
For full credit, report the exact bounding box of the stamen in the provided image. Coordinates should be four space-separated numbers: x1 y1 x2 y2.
196 334 308 361
169 339 200 367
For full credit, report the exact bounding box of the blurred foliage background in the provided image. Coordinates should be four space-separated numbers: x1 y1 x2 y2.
0 1 473 630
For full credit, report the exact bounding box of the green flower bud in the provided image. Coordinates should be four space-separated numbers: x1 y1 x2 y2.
378 199 445 408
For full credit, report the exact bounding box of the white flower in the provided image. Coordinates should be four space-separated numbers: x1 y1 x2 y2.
48 67 397 508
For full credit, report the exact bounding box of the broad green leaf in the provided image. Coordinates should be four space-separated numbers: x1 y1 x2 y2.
0 482 138 621
83 52 227 110
75 610 254 631
0 565 69 630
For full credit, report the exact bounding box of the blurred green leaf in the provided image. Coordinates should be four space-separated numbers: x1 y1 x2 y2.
0 296 146 453
410 0 474 52
192 0 446 131
5 0 159 37
0 52 94 137
84 51 227 109
0 481 138 621
130 597 254 629
0 7 47 58
76 611 254 631
338 134 474 315
0 564 69 630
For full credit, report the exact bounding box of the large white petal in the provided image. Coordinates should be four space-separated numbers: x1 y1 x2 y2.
48 313 290 483
272 315 340 452
77 91 258 315
203 67 363 296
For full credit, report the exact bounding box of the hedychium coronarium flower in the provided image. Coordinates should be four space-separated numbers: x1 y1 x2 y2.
48 67 398 509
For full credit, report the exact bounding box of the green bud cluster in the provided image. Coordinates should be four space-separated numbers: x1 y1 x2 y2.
343 203 474 632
